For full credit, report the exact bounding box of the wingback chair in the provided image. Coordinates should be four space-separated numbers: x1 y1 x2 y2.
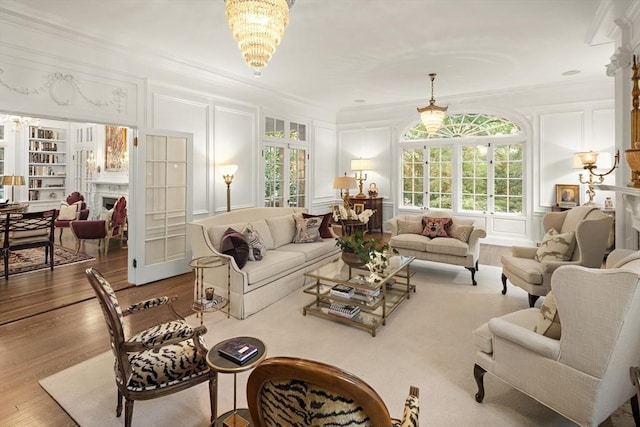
473 254 640 427
501 205 613 307
54 192 90 241
85 267 216 427
247 357 419 426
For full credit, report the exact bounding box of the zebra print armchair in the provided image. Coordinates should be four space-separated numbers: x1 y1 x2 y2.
247 356 419 426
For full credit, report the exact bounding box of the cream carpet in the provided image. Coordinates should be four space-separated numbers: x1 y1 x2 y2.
40 262 635 426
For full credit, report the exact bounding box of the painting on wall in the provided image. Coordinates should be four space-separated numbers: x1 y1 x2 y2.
105 125 127 171
556 184 579 207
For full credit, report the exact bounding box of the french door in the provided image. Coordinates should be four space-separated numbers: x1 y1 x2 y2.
130 129 193 284
264 143 307 208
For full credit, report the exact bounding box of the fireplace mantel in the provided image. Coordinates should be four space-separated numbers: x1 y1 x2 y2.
597 184 640 232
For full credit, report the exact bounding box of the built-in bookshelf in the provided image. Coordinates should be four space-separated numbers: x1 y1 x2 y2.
28 125 67 203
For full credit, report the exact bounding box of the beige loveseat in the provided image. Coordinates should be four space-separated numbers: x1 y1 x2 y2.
472 249 640 426
187 207 340 319
383 213 486 285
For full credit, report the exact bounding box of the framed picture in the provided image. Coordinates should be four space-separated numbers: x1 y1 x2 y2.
105 125 127 171
556 184 580 206
331 204 341 219
353 203 365 215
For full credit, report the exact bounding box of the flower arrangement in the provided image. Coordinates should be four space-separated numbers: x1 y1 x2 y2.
334 229 397 268
366 250 392 282
333 205 375 224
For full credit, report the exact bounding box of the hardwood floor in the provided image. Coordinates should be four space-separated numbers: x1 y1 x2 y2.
0 231 509 427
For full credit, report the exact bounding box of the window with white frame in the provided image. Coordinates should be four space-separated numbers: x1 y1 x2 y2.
264 116 308 208
400 113 523 214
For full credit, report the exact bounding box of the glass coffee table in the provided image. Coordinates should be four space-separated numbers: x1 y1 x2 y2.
302 255 415 337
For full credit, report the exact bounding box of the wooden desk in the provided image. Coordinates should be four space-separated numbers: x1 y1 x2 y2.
348 196 383 232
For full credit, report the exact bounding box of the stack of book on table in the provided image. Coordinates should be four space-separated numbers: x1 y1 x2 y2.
330 284 355 299
351 287 380 304
218 338 258 365
328 302 360 319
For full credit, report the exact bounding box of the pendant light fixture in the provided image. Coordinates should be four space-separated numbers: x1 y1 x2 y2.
417 73 448 135
225 0 295 76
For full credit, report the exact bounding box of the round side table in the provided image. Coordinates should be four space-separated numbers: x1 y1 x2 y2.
190 256 231 325
206 336 267 427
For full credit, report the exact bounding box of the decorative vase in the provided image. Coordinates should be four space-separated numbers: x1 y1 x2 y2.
625 141 640 188
341 251 365 268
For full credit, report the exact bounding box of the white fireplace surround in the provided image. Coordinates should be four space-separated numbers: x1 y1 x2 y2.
88 180 128 219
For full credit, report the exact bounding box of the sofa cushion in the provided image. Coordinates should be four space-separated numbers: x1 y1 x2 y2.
209 222 247 251
241 250 305 284
425 237 468 257
535 228 575 262
422 216 451 238
243 224 266 261
534 291 561 339
278 239 337 262
220 228 250 269
449 221 473 243
501 255 543 284
390 234 429 252
248 220 274 250
266 215 296 248
302 212 333 238
397 217 423 235
293 215 322 243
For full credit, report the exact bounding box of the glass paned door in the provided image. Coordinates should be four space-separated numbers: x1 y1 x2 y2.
0 147 4 199
288 148 306 207
265 145 285 207
264 144 306 208
131 129 192 285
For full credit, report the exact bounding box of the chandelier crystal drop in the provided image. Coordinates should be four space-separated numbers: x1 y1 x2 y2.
225 0 292 74
417 73 448 135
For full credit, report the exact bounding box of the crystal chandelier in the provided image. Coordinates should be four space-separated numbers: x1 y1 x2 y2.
417 73 448 135
225 0 295 76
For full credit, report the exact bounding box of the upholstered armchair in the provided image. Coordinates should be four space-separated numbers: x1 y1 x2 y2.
501 205 613 307
70 196 127 254
85 267 216 427
54 192 90 241
247 357 419 426
473 257 640 426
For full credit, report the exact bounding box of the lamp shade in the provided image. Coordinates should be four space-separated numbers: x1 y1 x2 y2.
574 151 599 168
350 158 371 171
219 164 238 176
0 175 25 186
333 176 357 190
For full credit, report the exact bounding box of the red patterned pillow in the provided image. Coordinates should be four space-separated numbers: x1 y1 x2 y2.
422 217 452 238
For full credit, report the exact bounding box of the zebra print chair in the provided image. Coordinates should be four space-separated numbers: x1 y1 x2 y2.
246 357 419 426
85 267 217 427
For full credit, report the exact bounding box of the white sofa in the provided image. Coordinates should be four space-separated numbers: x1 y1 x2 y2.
384 213 486 285
187 207 340 319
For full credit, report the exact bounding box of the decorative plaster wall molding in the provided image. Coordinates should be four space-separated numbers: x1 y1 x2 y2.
606 46 633 76
0 67 127 111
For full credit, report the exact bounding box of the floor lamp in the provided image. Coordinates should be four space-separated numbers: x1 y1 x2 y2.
220 164 238 212
1 175 26 202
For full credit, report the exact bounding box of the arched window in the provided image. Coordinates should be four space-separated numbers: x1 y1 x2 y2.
400 113 524 214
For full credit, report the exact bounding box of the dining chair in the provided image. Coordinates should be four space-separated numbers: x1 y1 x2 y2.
3 209 55 280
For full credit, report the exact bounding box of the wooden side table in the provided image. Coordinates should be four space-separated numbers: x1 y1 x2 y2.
348 196 383 232
206 337 267 427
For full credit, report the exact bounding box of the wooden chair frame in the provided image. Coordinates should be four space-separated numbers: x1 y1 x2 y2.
3 210 55 280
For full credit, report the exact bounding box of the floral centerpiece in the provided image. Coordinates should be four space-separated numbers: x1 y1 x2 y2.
333 205 375 224
334 230 397 275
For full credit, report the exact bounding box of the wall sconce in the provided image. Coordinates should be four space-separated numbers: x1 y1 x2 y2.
574 150 620 206
1 175 26 202
350 158 371 198
220 164 238 212
333 173 357 213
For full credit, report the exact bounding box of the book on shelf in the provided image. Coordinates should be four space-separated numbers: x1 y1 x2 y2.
330 284 355 298
328 302 360 319
218 338 259 365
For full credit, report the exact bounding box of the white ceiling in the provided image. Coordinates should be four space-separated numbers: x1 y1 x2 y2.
2 0 620 111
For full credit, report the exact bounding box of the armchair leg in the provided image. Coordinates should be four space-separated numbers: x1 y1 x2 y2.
474 364 486 403
501 273 508 295
116 390 123 417
528 294 540 308
209 375 217 422
124 399 134 427
631 394 639 426
466 267 477 286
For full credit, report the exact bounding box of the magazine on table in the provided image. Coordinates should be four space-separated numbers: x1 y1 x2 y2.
218 338 258 364
328 302 360 319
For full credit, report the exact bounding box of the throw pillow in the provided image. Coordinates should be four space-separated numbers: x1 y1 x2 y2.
58 203 79 221
220 228 250 269
448 221 473 243
535 228 575 262
293 215 322 243
302 212 333 238
422 217 452 238
397 218 423 235
242 224 266 261
534 291 561 339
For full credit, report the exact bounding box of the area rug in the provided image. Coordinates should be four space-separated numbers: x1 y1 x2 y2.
40 262 635 427
0 245 94 278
